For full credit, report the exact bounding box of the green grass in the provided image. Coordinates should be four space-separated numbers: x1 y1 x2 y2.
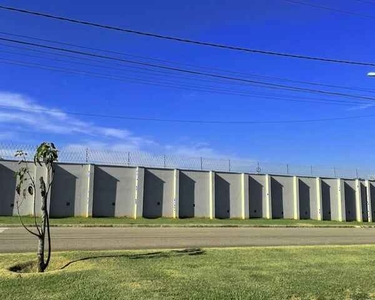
0 216 372 227
1 246 375 299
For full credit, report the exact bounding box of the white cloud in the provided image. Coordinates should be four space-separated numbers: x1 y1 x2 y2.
0 91 151 148
0 91 247 166
98 128 131 139
63 141 148 153
165 142 230 159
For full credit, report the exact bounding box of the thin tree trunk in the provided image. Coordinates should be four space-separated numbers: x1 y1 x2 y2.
15 144 57 274
38 179 48 273
37 235 45 272
45 208 52 269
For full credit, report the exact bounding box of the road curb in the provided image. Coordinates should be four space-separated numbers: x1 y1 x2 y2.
1 224 374 229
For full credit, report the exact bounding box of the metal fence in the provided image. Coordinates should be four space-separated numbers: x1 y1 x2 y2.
0 143 374 180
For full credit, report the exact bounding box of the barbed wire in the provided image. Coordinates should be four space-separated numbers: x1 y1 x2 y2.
0 142 373 180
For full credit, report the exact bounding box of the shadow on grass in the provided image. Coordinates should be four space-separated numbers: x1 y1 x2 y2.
8 261 37 273
60 248 205 270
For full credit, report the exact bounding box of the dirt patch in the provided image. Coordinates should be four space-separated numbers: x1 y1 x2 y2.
8 260 37 273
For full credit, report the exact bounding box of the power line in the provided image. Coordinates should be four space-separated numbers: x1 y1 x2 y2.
283 0 375 19
354 0 375 5
0 45 371 106
2 42 339 96
2 37 375 102
1 57 367 107
0 5 375 67
0 104 374 124
1 31 374 94
0 46 254 87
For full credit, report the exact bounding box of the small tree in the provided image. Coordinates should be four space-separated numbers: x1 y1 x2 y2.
15 142 58 273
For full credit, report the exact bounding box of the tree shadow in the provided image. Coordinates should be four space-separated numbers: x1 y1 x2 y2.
60 248 205 270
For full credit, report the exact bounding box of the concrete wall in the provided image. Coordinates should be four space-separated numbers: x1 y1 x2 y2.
360 181 368 222
215 172 242 218
249 174 266 218
270 175 294 219
344 180 356 222
92 166 136 217
0 161 34 216
371 181 375 221
1 159 375 222
321 179 346 221
298 177 318 220
179 170 210 218
321 179 335 221
143 168 174 218
50 163 88 217
0 161 18 216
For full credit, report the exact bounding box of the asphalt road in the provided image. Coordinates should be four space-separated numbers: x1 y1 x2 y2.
1 227 375 253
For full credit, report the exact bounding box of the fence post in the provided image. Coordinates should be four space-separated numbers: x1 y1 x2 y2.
356 168 359 179
85 148 89 163
229 159 231 172
310 165 313 176
200 157 203 170
286 164 289 175
256 162 261 174
127 151 130 166
163 155 166 168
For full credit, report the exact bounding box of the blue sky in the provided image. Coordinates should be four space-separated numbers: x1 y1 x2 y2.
0 0 374 169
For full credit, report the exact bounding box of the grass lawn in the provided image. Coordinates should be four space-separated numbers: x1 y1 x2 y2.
1 246 375 299
0 216 372 227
